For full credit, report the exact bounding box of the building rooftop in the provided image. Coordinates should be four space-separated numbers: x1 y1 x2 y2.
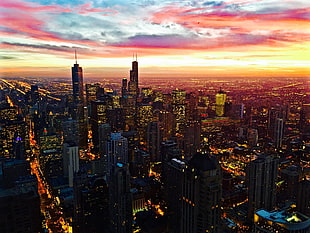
255 209 310 231
188 152 217 171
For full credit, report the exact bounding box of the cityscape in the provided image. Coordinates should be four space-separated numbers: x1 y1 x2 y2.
0 57 309 232
1 0 310 233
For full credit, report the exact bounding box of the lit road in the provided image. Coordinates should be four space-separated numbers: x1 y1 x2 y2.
31 159 71 233
1 79 61 101
29 127 71 232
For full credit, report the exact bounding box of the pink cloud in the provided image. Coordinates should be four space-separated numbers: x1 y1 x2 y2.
0 0 115 46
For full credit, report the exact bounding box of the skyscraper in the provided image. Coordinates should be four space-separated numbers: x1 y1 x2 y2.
72 52 84 104
107 133 128 172
147 121 161 162
71 52 87 149
274 118 284 148
246 154 279 220
164 152 222 233
137 104 153 143
128 57 139 98
215 89 227 117
172 89 186 134
63 142 80 187
86 83 100 104
109 163 132 233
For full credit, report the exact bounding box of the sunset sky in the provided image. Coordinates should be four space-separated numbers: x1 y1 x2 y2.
0 0 310 78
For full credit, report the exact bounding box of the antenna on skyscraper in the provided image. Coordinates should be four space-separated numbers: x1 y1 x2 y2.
75 50 78 64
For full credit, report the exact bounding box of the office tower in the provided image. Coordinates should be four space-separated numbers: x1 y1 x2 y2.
63 142 79 187
30 84 39 104
0 159 41 233
73 172 109 233
71 52 87 149
38 132 62 178
274 118 284 148
98 123 111 157
107 133 128 172
12 133 24 160
106 108 125 131
131 149 150 177
279 165 302 203
90 99 110 151
121 130 139 163
248 128 258 147
172 89 186 134
109 163 132 233
128 58 139 98
184 120 201 157
246 154 279 220
161 140 181 162
86 83 100 104
147 121 161 162
164 152 222 233
121 95 136 130
0 105 28 158
63 118 79 145
159 110 174 140
122 78 127 97
72 52 84 104
137 104 153 143
164 158 186 233
215 89 226 117
297 179 310 216
98 123 111 175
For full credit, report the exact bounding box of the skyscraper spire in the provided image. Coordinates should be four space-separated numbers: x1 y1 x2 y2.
75 50 77 64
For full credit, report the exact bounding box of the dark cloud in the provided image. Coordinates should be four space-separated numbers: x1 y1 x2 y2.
203 1 224 7
2 42 86 52
0 56 18 60
111 34 196 48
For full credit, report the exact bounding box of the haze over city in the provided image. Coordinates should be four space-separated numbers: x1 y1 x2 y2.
1 0 310 78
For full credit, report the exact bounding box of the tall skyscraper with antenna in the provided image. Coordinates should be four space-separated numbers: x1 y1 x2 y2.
71 51 87 149
72 51 84 104
128 54 139 98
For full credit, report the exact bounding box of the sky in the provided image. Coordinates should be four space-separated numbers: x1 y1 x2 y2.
0 0 310 79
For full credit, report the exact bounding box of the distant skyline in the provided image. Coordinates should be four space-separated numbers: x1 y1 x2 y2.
1 0 310 78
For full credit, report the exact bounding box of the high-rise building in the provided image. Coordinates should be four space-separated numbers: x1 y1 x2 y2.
30 84 39 104
63 142 80 187
72 53 84 104
172 89 186 134
62 118 79 145
0 105 28 158
90 100 110 151
121 78 127 97
147 121 161 162
85 83 100 104
71 52 87 149
109 163 132 233
297 179 310 216
137 104 153 143
0 159 41 233
107 133 128 172
274 118 284 148
215 89 226 117
164 152 222 233
128 58 139 98
73 172 109 233
246 154 279 220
